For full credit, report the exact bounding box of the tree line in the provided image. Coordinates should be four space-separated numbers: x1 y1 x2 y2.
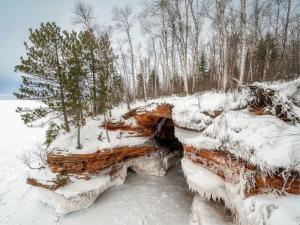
15 0 300 148
115 0 299 98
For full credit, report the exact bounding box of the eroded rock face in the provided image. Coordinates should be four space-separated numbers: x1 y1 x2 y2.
33 149 182 215
47 145 158 174
184 145 300 196
29 102 300 197
27 101 300 219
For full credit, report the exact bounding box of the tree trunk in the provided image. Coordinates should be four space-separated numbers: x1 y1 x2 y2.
90 45 97 116
239 0 247 85
127 31 136 102
55 44 70 132
76 105 82 149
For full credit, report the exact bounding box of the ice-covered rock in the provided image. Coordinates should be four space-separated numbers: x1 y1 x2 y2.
35 150 181 214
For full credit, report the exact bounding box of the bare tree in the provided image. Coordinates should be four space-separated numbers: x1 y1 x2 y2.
215 0 229 91
117 42 131 109
239 0 247 85
73 1 96 31
189 0 203 92
112 5 136 101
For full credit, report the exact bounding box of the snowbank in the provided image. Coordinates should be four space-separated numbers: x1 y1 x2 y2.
172 79 300 173
176 110 300 172
49 117 149 154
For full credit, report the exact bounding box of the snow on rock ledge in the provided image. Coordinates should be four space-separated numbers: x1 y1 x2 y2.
182 158 300 225
25 78 300 222
36 150 180 214
38 175 119 214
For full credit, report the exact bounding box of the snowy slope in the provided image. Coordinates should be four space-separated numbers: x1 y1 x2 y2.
49 117 149 154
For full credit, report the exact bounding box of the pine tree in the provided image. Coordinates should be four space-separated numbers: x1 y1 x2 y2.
199 51 208 74
15 22 70 132
97 32 122 113
198 51 209 90
78 30 100 115
257 32 278 81
63 31 87 149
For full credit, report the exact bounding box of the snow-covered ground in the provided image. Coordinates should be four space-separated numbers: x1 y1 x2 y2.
0 100 193 225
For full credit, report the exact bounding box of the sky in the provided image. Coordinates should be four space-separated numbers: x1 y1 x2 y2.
0 0 140 98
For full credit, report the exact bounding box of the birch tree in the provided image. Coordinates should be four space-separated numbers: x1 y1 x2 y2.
112 5 136 101
239 0 247 85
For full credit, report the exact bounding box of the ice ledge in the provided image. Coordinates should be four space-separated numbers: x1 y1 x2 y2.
181 158 300 225
190 195 233 225
34 150 181 214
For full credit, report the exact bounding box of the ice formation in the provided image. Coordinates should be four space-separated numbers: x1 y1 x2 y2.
34 149 181 214
25 78 300 224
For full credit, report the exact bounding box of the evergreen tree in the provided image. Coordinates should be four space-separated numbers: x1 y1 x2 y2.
15 22 123 149
199 51 207 74
97 32 123 113
198 51 209 90
15 22 70 132
257 32 278 81
78 30 100 115
63 31 87 149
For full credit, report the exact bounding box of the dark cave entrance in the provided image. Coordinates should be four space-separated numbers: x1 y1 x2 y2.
153 117 183 154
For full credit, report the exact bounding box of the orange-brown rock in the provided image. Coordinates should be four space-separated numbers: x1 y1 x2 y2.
47 145 158 175
202 110 223 118
27 177 68 190
249 107 292 122
104 121 151 135
184 146 300 196
28 102 300 199
105 104 173 137
134 104 172 128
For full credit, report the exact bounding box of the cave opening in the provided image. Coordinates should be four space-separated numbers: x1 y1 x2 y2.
152 117 183 154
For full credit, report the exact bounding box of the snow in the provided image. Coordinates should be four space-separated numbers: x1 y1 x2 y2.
176 110 300 172
37 148 181 214
172 79 300 172
0 100 193 225
39 175 122 215
49 117 149 155
48 78 300 173
56 165 193 225
2 78 300 225
182 158 300 225
190 195 233 225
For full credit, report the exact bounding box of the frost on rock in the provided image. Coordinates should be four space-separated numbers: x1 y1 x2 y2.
182 158 300 225
174 79 300 173
23 78 300 223
38 175 120 214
